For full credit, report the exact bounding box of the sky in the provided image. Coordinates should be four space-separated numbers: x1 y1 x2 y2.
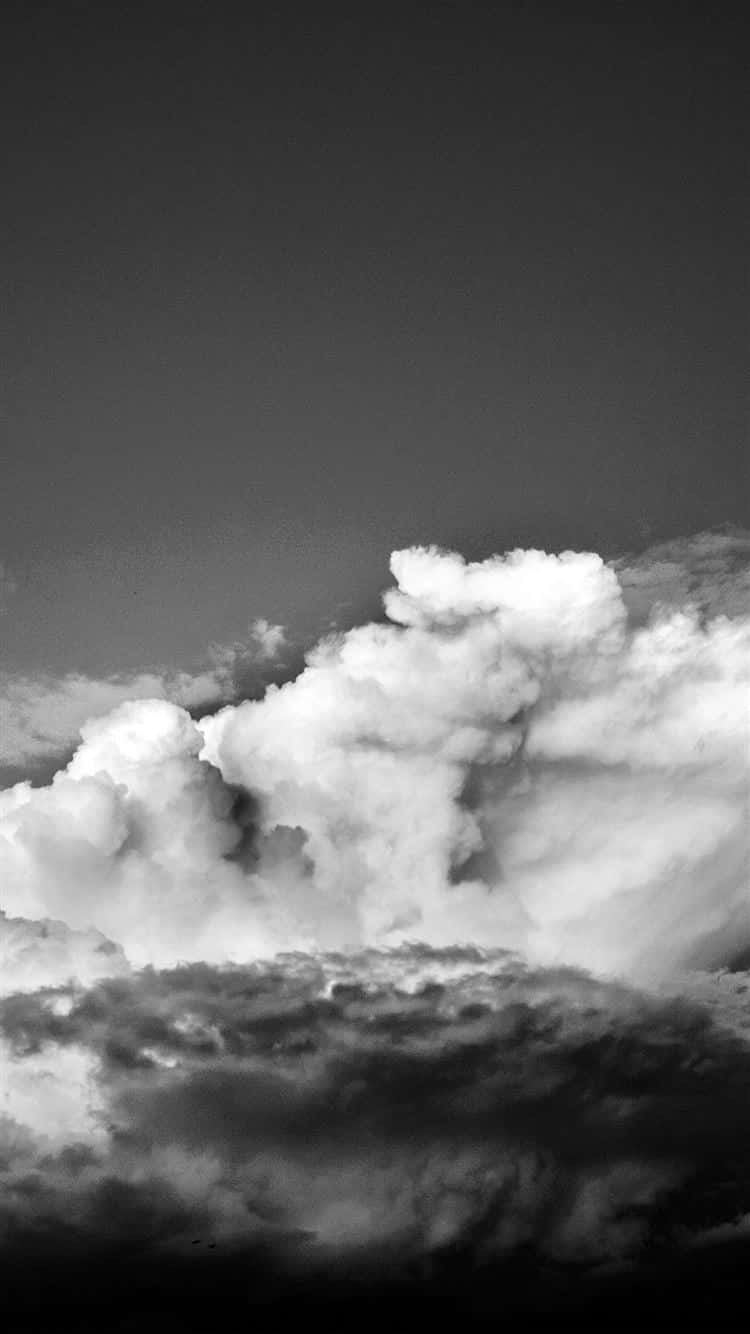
1 3 749 1330
2 2 747 678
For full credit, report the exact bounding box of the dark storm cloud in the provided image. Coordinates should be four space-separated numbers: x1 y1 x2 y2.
4 948 750 1298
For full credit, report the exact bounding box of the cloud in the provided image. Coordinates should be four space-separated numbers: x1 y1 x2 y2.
200 530 749 979
0 1035 105 1145
0 910 128 995
0 670 223 768
1 949 750 1307
248 617 287 660
615 525 750 622
0 624 287 769
0 699 285 973
0 529 747 985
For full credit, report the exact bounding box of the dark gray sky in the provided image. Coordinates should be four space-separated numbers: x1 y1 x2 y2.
2 2 747 675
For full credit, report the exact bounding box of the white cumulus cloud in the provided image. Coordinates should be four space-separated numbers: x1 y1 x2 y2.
0 529 746 986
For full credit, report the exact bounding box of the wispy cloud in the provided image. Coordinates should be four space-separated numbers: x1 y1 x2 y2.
0 623 288 768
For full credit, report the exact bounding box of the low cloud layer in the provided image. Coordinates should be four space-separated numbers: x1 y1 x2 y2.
0 528 748 1325
3 949 750 1327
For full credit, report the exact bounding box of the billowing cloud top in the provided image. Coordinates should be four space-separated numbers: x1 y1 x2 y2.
0 529 748 1326
1 530 748 985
